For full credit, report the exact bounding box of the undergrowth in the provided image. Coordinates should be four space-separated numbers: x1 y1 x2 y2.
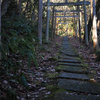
1 13 40 99
0 1 47 99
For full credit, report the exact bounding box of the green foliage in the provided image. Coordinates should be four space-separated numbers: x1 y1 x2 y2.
1 14 38 69
68 32 73 36
59 25 63 30
95 50 100 61
0 14 39 98
6 88 18 100
18 73 28 88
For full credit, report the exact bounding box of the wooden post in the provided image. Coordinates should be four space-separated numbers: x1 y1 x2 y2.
38 0 43 44
93 0 98 51
83 0 88 45
54 11 56 39
76 18 78 37
73 6 76 37
80 11 82 31
51 6 55 41
80 9 82 40
56 18 59 35
0 0 1 64
46 0 50 43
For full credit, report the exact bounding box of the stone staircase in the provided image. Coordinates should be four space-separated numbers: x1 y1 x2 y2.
54 37 100 100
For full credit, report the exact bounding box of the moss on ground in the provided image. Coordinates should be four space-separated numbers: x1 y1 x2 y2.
46 85 57 91
45 73 59 78
46 86 69 100
48 57 57 61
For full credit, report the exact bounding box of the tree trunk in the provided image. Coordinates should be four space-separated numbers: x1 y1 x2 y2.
76 18 78 37
88 0 93 40
54 11 56 39
73 6 77 37
88 0 100 40
0 0 1 64
19 0 21 15
38 0 43 44
51 6 54 41
46 0 50 43
93 0 98 51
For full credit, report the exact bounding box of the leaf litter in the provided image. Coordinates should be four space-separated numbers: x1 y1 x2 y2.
0 35 63 100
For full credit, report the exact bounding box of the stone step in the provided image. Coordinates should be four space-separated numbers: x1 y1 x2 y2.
60 53 78 57
56 65 88 74
57 79 100 95
61 47 73 50
58 59 81 63
60 50 79 57
58 55 78 60
62 43 70 45
62 39 69 42
63 37 69 41
54 91 100 100
61 45 72 48
61 46 75 49
61 48 75 51
61 42 70 44
61 46 73 48
58 72 89 80
58 62 84 67
60 48 75 51
60 50 76 54
61 44 71 46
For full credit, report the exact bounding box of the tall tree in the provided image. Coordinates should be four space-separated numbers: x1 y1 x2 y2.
38 0 43 44
0 0 1 64
73 6 76 37
87 0 93 40
88 0 100 40
51 6 55 41
93 0 98 51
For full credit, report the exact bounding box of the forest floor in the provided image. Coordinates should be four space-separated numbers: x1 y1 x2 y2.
1 35 100 100
69 36 100 82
